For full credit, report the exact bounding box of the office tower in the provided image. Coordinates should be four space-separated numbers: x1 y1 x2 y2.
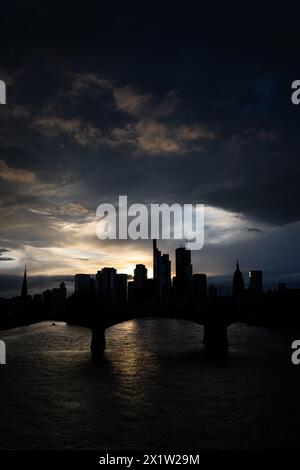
134 264 147 289
193 273 207 299
51 282 67 307
175 246 192 300
132 264 148 302
160 254 171 301
153 240 171 301
249 270 263 293
75 274 92 294
153 239 161 300
97 267 117 302
116 273 128 301
232 260 245 298
21 266 28 298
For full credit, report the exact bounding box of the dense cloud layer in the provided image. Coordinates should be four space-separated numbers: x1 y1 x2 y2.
0 2 300 290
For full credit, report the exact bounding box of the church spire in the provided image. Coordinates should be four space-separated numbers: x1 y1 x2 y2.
21 266 28 298
232 259 244 298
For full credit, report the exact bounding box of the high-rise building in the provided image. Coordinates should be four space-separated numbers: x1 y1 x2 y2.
132 264 149 302
134 264 147 289
160 254 171 301
75 274 92 294
193 273 207 299
249 270 263 293
153 240 171 301
175 246 192 300
96 268 126 302
96 268 117 302
153 239 161 300
51 281 67 306
232 260 245 298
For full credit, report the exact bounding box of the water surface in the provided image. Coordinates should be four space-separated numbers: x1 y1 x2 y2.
0 320 299 449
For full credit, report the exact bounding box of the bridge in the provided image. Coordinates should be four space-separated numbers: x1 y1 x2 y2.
89 304 238 358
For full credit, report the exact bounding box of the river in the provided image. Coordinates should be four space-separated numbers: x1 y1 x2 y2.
0 319 299 449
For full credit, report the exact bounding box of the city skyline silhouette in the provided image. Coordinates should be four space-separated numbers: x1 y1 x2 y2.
6 239 268 301
1 1 300 456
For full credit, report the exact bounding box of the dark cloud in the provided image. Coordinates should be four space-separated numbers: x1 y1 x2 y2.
0 248 14 262
0 2 300 280
246 228 263 233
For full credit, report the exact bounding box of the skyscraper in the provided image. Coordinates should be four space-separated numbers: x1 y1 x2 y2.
153 240 171 301
175 246 192 300
97 268 117 302
232 260 245 298
160 253 171 302
75 274 92 294
153 239 161 300
134 264 147 289
52 282 67 307
132 264 148 302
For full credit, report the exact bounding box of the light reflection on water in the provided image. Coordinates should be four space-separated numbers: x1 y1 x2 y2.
0 319 300 449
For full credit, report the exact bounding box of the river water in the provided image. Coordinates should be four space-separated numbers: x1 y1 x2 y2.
0 320 299 450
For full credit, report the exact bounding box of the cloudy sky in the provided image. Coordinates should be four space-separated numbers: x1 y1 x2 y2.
0 2 300 296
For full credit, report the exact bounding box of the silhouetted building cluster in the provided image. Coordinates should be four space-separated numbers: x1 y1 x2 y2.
42 282 67 308
14 241 268 307
74 269 128 303
96 268 127 302
77 240 210 305
2 240 300 330
4 239 300 326
232 261 264 299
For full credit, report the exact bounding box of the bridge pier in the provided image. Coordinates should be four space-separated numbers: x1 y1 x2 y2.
90 325 106 358
203 324 228 351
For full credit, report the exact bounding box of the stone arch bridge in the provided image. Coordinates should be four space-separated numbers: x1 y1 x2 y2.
90 307 238 358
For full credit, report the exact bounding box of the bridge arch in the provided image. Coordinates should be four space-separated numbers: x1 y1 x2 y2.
90 314 230 358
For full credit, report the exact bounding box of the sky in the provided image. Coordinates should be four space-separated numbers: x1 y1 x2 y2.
0 2 300 296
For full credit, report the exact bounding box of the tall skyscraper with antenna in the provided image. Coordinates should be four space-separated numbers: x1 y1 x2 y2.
175 245 192 300
153 240 171 301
